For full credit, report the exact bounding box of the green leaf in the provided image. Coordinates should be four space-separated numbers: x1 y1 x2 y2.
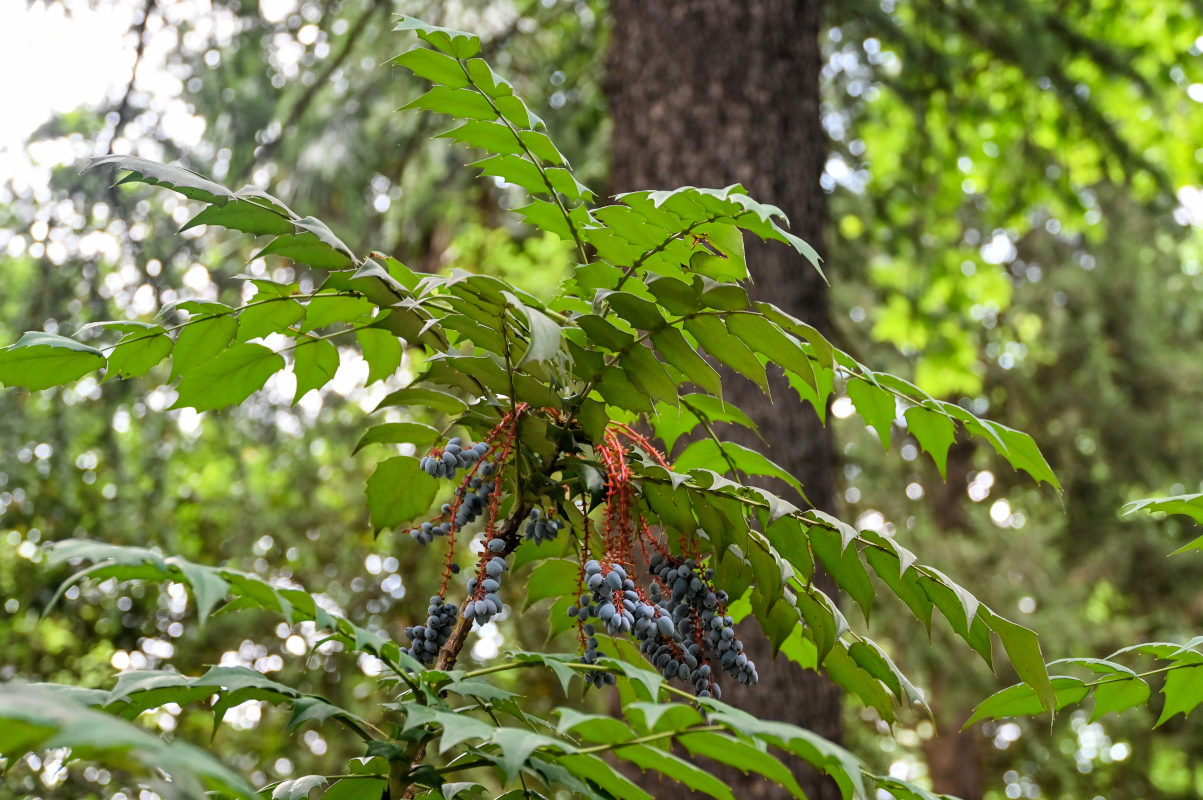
256 219 356 270
365 456 439 531
173 343 285 411
524 559 581 609
272 775 327 800
84 154 236 205
555 708 634 744
557 753 653 800
645 276 700 315
471 154 546 195
515 199 575 239
404 87 497 121
357 328 404 384
675 439 804 497
303 296 375 331
0 681 255 798
0 332 105 390
984 611 1056 715
605 291 665 331
519 130 567 165
181 198 294 236
617 745 735 800
166 557 230 626
684 315 767 393
823 643 896 722
1156 664 1203 725
292 339 339 402
1122 492 1203 525
678 731 805 800
515 301 563 364
353 422 441 454
846 378 896 450
489 728 566 782
965 677 1090 726
621 345 679 406
172 314 238 380
903 406 957 478
725 313 816 391
438 120 522 155
395 16 481 58
319 778 388 800
688 223 747 282
465 58 513 97
105 330 173 380
651 327 723 396
1092 675 1151 721
376 386 469 416
392 48 470 88
942 403 1060 490
625 702 706 734
433 710 495 753
810 526 875 621
238 298 305 340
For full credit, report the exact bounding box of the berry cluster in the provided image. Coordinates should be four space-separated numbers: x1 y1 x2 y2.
463 555 509 625
406 450 496 546
647 552 758 694
401 595 458 666
566 511 758 698
395 412 759 701
419 437 489 480
524 508 564 544
578 622 615 688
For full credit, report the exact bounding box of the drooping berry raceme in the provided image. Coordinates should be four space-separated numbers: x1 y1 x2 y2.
396 406 530 669
563 426 757 699
420 437 489 479
397 411 756 698
524 507 564 544
407 439 496 546
462 555 509 625
401 595 459 666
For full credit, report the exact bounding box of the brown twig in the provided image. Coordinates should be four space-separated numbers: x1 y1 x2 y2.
397 502 531 799
103 0 157 155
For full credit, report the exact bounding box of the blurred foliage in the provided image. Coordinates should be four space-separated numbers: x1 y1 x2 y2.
822 2 1203 798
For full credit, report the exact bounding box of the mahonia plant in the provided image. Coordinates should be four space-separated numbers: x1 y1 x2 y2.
967 494 1203 729
0 15 1064 800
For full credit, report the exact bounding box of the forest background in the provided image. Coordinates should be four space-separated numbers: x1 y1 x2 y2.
3 1 1203 799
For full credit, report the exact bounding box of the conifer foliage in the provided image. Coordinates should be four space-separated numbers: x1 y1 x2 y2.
0 16 1064 800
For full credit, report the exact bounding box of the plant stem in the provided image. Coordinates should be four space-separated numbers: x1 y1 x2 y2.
400 502 533 798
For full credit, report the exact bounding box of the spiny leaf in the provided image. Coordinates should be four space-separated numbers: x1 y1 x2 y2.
292 338 340 402
103 329 173 381
365 456 439 532
171 314 237 380
395 17 481 59
903 405 957 478
84 154 235 205
0 332 105 391
172 343 285 411
392 47 470 88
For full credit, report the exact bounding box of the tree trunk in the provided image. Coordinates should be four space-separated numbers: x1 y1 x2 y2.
606 3 842 798
921 441 988 798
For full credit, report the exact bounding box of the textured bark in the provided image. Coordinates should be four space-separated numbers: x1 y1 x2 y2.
921 709 986 800
921 442 987 799
606 3 842 798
